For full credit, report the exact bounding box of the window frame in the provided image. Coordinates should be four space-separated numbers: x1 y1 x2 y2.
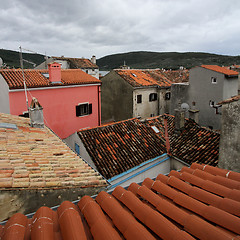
136 94 142 104
149 93 157 102
76 102 92 117
211 77 217 84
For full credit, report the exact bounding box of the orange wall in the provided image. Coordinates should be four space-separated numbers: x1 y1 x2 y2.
9 85 101 139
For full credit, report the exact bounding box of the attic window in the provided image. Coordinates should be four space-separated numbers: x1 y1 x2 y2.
211 77 217 84
132 73 137 77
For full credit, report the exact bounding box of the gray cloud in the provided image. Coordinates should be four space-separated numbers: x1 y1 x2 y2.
1 0 240 58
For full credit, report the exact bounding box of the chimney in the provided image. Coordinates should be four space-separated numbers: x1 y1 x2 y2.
174 103 185 134
48 62 61 83
188 102 199 123
91 55 96 64
29 98 44 128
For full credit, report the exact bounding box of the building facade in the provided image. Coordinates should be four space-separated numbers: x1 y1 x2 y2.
101 69 188 123
0 63 101 139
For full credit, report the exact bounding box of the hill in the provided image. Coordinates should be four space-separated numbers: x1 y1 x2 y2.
97 51 240 70
0 49 45 69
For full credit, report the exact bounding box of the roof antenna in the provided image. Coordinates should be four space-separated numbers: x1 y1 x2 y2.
19 46 30 113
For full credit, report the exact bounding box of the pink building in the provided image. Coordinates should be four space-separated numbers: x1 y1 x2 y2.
0 63 101 139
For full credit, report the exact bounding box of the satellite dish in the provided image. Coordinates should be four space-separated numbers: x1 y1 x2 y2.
0 58 3 67
181 103 190 112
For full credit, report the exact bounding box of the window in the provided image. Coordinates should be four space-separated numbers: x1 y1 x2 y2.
150 113 154 117
209 100 215 107
149 93 157 102
75 143 80 155
137 95 142 103
211 77 217 84
76 103 92 117
165 92 171 100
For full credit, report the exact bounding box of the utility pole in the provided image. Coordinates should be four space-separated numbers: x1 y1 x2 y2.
19 46 29 112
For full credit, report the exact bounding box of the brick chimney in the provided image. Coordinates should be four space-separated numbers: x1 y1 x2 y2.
48 62 61 83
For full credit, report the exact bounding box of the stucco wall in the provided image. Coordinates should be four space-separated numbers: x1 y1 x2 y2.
159 88 171 115
170 83 189 115
63 132 97 170
188 67 225 129
101 71 133 123
133 87 159 118
0 186 105 222
0 75 10 114
218 100 240 172
223 76 238 100
9 84 101 139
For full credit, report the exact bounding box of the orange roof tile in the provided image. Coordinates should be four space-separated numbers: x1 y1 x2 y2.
0 113 106 189
218 95 240 104
1 163 240 239
115 69 189 88
53 56 99 69
78 115 220 179
201 65 239 76
0 68 101 89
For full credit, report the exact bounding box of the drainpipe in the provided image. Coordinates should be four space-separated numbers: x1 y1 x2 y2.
98 85 101 126
164 117 171 154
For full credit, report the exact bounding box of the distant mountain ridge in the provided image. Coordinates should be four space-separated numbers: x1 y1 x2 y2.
1 49 240 70
0 49 45 69
96 51 240 70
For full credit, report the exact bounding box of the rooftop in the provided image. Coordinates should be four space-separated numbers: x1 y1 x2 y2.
201 65 239 76
0 112 106 189
78 115 220 179
53 56 99 69
1 163 240 239
0 68 101 89
115 69 189 88
218 95 240 105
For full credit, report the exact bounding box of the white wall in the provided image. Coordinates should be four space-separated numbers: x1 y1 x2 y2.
54 60 70 69
108 154 170 189
133 88 159 118
63 132 97 170
82 68 99 79
0 75 10 113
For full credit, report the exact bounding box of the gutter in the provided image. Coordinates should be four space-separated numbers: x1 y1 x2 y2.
107 153 169 189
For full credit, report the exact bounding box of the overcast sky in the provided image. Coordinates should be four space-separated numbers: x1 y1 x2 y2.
1 0 240 59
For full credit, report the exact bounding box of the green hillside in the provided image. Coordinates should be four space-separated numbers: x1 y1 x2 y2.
0 49 45 69
97 51 240 70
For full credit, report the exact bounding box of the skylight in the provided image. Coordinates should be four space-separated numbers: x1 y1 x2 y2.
42 73 49 78
132 73 137 77
151 126 160 133
0 123 18 129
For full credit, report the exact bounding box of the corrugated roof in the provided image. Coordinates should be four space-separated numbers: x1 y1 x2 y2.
0 113 106 189
78 115 220 179
0 68 101 89
115 69 189 87
1 163 240 239
201 65 239 76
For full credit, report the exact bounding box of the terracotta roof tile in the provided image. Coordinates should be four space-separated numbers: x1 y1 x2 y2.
0 113 106 189
0 68 101 89
115 69 189 87
218 95 240 105
53 56 99 69
78 115 220 179
201 65 239 76
1 164 240 239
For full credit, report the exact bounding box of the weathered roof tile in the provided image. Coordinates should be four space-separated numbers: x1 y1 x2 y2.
1 164 240 239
